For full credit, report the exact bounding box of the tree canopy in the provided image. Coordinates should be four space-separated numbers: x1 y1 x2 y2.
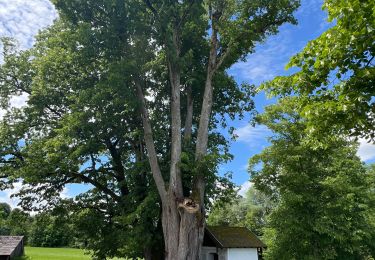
261 0 375 143
0 0 302 258
250 98 375 259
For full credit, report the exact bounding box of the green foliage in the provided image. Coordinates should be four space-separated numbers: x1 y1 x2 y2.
0 202 11 235
0 0 301 257
0 202 11 219
207 186 275 236
0 204 32 238
7 208 32 238
28 211 74 248
250 98 375 259
261 0 375 142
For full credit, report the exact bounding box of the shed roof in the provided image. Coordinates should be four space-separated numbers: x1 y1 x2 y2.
0 236 24 256
205 226 266 248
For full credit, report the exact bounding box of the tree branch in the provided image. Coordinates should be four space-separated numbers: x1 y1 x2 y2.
134 78 167 203
183 84 193 143
143 0 158 18
70 172 122 202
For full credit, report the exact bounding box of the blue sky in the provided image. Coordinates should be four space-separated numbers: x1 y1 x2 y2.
0 0 374 206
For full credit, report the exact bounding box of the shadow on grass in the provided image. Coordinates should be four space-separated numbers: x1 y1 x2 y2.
14 255 31 260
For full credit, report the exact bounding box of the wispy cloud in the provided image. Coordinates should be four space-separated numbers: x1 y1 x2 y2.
357 138 375 162
0 182 70 209
228 29 298 85
228 0 330 86
0 182 23 208
238 181 253 197
0 0 56 50
0 93 29 119
234 124 272 148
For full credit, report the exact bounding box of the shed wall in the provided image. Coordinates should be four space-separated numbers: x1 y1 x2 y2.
201 246 227 260
227 248 258 260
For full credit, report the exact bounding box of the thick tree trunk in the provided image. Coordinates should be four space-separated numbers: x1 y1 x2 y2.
162 193 204 260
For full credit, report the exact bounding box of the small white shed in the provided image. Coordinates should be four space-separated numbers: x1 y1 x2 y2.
201 227 265 260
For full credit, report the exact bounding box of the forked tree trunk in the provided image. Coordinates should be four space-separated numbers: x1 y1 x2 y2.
135 7 222 259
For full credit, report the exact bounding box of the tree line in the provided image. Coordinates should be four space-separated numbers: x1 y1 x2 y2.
0 203 74 248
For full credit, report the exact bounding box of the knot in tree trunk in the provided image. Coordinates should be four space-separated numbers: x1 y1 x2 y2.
177 198 200 214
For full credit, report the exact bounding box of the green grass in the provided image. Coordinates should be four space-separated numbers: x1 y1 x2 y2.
15 247 128 260
16 247 91 260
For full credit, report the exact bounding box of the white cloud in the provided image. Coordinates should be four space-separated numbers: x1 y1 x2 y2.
0 0 55 117
0 0 57 50
357 138 375 162
234 124 272 148
60 187 70 199
0 93 29 119
0 182 70 209
228 0 331 85
238 181 253 197
228 30 298 85
0 182 23 208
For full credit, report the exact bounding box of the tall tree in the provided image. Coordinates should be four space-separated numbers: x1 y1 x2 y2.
0 0 300 258
250 98 375 259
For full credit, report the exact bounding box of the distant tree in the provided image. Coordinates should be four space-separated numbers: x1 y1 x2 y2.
7 208 31 238
207 186 275 236
0 202 11 235
0 202 11 219
262 0 375 143
250 98 375 259
366 164 375 233
28 211 73 248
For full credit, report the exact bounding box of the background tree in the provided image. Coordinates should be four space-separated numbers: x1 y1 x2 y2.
207 186 274 236
7 208 32 238
0 202 11 235
250 98 375 259
261 0 375 143
0 202 11 218
28 209 74 248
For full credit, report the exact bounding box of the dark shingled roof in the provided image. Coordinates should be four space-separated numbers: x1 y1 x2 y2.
205 226 266 248
0 236 24 256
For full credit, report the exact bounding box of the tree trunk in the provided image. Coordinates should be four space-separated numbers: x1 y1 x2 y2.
135 9 222 258
162 193 204 260
183 84 193 143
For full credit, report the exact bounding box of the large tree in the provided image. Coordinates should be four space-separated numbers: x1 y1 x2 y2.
250 98 375 259
0 0 300 258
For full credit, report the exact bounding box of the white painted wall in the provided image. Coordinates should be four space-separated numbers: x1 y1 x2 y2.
227 248 258 260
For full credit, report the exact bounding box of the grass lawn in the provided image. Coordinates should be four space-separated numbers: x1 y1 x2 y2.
15 247 127 260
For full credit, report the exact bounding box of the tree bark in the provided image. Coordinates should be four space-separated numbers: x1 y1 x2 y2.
135 79 167 204
192 10 221 257
183 85 193 143
136 5 224 259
